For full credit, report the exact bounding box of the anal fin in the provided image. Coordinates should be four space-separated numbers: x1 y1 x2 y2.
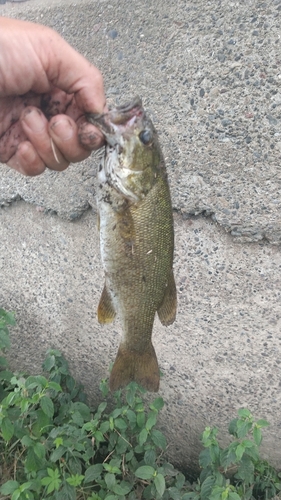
97 284 116 324
157 270 177 326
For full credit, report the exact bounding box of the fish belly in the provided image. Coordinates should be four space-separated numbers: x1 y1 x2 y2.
97 176 176 391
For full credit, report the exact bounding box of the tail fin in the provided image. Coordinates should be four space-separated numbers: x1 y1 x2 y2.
109 343 160 392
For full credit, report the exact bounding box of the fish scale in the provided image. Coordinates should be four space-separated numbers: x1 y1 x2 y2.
87 97 177 392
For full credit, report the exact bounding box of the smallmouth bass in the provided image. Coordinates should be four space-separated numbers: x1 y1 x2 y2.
87 97 177 392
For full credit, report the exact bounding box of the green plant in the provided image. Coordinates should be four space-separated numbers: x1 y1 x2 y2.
0 308 280 500
0 351 192 499
193 408 281 500
0 309 191 499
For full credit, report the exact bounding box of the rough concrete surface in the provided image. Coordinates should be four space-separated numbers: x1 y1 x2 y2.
0 0 281 472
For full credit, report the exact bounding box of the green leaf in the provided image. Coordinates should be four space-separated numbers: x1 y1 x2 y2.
0 480 19 495
112 481 132 496
25 375 48 389
40 396 54 418
0 329 10 350
11 491 21 500
228 493 242 500
236 421 252 438
182 494 199 500
4 391 16 405
1 417 14 441
54 437 63 448
43 354 56 372
100 421 110 434
146 413 157 430
243 446 259 461
126 410 137 425
221 448 236 470
236 456 254 484
55 483 76 500
112 408 122 419
32 409 51 437
200 475 216 500
256 419 269 428
84 464 103 483
144 449 156 466
125 383 137 406
135 465 155 480
237 408 251 418
175 472 185 490
0 309 15 325
199 449 212 468
125 449 134 462
168 486 183 500
41 468 61 494
18 481 33 492
71 401 91 421
137 411 145 428
154 473 165 497
0 369 13 380
50 446 66 463
235 444 245 461
66 474 84 487
94 430 104 442
242 439 254 449
98 401 107 414
0 356 8 367
103 464 121 474
105 473 116 490
151 429 167 449
114 417 127 431
25 447 44 472
139 428 148 446
150 397 164 411
228 418 238 436
48 381 62 392
116 435 129 455
33 441 46 459
72 411 84 426
66 375 76 392
134 444 144 454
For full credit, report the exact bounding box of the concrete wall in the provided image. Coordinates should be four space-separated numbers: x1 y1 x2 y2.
1 0 281 471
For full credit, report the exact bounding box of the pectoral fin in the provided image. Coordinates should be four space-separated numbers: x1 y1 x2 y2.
97 284 116 324
157 270 177 326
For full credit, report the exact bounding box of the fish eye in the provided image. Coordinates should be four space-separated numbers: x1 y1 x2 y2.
139 129 153 145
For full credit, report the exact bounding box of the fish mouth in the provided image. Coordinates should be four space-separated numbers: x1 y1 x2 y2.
86 96 145 137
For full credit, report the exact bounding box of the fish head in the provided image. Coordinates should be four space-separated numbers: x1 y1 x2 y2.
87 97 163 202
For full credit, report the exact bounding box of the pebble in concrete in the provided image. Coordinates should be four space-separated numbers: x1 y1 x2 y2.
0 0 281 471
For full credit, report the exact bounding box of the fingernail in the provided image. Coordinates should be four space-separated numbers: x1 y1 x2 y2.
22 108 45 133
51 119 74 141
78 123 104 150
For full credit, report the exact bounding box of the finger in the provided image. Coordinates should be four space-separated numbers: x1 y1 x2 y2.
40 29 106 113
7 141 46 176
21 106 69 171
49 115 92 162
41 87 74 119
78 117 105 151
1 19 106 114
0 121 28 163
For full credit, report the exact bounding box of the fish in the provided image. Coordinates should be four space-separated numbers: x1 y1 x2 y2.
87 97 177 392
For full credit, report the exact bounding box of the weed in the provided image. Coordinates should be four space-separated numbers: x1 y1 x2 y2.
0 308 280 500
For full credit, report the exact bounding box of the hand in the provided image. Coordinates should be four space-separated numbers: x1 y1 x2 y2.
0 17 106 175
